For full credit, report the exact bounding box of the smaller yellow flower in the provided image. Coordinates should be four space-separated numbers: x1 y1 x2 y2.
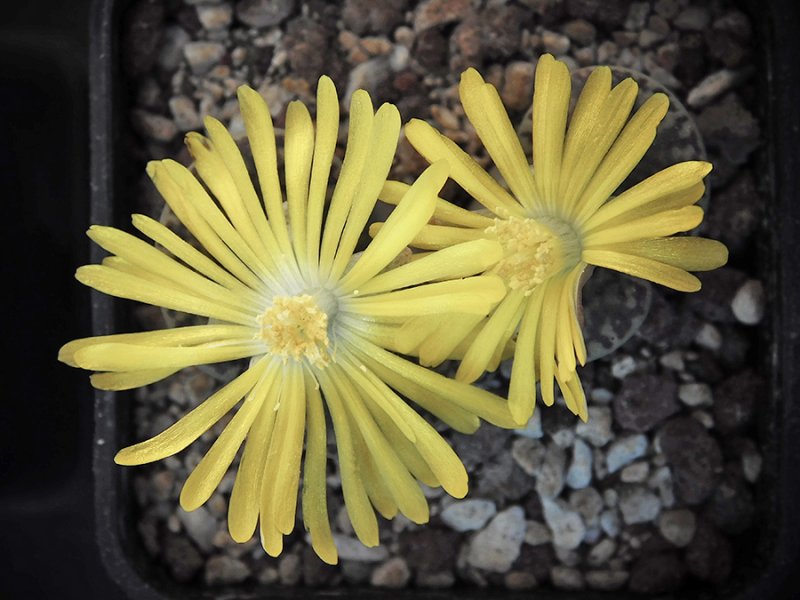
59 76 515 564
377 54 728 425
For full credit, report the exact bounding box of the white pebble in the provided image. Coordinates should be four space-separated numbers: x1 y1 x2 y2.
731 279 765 325
679 383 714 407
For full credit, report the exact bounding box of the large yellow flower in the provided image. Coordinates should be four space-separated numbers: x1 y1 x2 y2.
59 77 515 563
378 54 728 425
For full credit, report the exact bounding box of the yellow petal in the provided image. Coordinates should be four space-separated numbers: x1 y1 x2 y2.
417 314 484 367
369 222 486 251
186 131 276 272
346 338 481 433
90 369 179 390
319 90 374 279
344 276 506 318
334 366 428 524
337 351 418 442
203 116 286 274
537 280 560 407
228 383 281 543
237 85 293 257
561 78 638 217
329 102 401 283
404 118 525 218
596 237 728 271
266 365 306 534
131 214 260 300
583 249 702 292
87 225 259 313
318 370 379 547
359 392 439 488
574 93 670 225
355 429 399 519
559 66 612 201
59 325 250 368
460 68 539 210
339 161 446 293
508 288 546 424
348 338 516 429
73 341 260 373
456 290 526 383
356 239 502 296
284 100 315 270
584 161 711 231
583 206 704 246
162 160 274 283
306 76 340 276
379 180 493 228
115 359 266 465
179 362 277 511
532 54 571 209
146 160 267 293
301 370 338 564
76 265 255 326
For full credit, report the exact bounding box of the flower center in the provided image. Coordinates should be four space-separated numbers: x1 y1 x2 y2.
486 216 580 294
259 291 337 367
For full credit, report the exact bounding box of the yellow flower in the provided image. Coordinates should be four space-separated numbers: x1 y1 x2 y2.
59 77 515 564
378 54 728 425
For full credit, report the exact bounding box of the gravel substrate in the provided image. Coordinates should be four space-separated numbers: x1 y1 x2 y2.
120 0 766 593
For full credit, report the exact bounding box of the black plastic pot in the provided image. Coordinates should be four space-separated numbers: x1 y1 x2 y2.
90 0 800 598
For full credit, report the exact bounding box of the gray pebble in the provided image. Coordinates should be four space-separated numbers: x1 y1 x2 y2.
441 499 497 532
542 498 586 550
333 534 389 562
611 354 637 378
624 2 650 31
550 566 584 590
620 461 650 483
535 443 566 499
695 323 723 351
619 486 662 525
511 437 546 475
205 555 251 585
569 487 604 528
278 553 302 586
132 109 178 143
370 557 411 589
648 465 676 508
658 509 697 547
566 438 593 489
674 6 711 30
585 569 629 590
678 382 714 407
687 69 746 108
524 520 552 546
466 506 526 572
169 95 203 132
588 538 617 567
606 434 648 474
600 510 621 538
183 41 226 75
504 570 538 590
236 0 294 28
541 30 571 54
158 25 191 71
196 4 233 30
513 410 543 439
576 406 613 447
177 506 217 553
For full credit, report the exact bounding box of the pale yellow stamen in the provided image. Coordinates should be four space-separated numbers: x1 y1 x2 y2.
486 216 579 294
259 294 332 367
